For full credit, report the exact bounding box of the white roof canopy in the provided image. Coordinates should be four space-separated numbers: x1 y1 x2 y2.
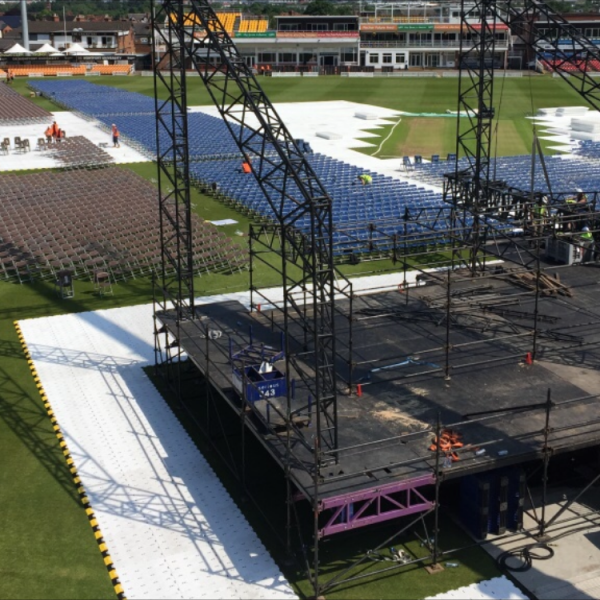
4 43 32 55
34 43 61 55
63 43 90 55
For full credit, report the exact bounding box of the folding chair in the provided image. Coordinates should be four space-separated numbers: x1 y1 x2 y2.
55 269 74 298
94 270 113 296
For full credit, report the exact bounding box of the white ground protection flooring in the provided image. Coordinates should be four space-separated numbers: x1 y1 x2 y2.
192 100 443 191
425 575 526 599
19 299 295 600
16 272 425 600
0 111 150 171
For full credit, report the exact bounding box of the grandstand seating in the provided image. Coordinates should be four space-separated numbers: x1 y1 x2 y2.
575 139 600 160
238 18 269 33
541 58 600 72
90 64 132 75
0 81 52 123
216 12 241 33
0 167 247 284
7 65 87 77
32 79 156 115
276 31 359 38
30 79 480 257
365 16 429 23
409 153 600 195
9 63 126 79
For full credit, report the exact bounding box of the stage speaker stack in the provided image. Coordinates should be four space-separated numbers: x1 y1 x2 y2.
460 474 492 539
459 466 525 539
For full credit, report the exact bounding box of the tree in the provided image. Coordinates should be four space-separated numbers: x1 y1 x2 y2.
304 0 335 16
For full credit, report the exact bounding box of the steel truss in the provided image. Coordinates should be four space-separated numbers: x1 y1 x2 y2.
151 2 349 596
300 387 600 596
152 1 196 391
149 2 600 597
153 0 347 462
446 0 600 266
503 0 600 110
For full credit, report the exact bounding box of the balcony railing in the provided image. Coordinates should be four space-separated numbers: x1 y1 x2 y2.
276 31 359 38
360 39 508 49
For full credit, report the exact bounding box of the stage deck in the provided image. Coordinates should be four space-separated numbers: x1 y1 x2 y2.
158 263 600 502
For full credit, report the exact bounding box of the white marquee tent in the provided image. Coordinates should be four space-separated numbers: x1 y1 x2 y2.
3 43 32 55
63 43 90 55
34 43 61 55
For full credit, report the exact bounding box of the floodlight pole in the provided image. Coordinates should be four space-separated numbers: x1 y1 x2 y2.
20 0 29 51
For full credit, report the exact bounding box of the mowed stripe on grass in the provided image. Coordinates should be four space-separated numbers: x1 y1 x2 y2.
394 117 455 158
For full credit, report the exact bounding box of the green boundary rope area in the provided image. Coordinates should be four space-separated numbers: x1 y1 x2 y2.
14 320 126 600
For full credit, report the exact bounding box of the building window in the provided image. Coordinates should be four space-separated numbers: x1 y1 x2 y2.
258 52 276 63
382 53 392 63
341 47 357 62
410 53 422 67
279 53 295 63
299 52 316 65
395 53 405 63
87 36 93 46
369 53 378 64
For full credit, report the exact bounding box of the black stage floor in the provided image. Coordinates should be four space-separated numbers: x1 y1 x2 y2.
157 263 600 501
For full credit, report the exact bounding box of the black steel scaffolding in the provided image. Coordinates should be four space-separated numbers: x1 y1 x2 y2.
150 1 600 597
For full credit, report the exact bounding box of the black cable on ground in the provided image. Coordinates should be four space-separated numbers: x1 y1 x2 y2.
496 542 554 572
497 511 600 573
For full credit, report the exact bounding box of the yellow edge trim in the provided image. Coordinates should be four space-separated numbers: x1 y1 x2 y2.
16 321 126 600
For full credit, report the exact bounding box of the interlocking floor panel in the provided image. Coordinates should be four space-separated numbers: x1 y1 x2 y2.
425 576 526 599
19 303 296 600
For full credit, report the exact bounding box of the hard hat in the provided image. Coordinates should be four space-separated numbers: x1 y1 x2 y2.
583 226 590 231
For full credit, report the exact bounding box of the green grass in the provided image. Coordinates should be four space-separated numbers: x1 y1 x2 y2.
13 73 584 158
0 72 582 599
0 280 151 600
